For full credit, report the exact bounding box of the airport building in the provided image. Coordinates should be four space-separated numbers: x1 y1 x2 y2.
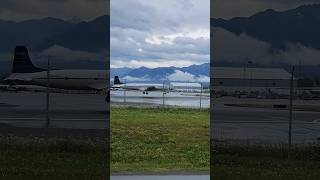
211 67 294 88
169 82 202 92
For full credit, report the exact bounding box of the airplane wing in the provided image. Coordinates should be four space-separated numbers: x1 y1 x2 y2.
118 84 166 91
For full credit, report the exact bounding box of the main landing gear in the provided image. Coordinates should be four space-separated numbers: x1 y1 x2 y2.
143 91 149 95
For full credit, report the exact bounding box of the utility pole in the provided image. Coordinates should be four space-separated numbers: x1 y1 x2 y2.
123 79 126 103
248 60 253 94
46 56 51 129
298 60 301 79
200 83 202 110
288 66 295 159
162 81 165 106
243 63 246 92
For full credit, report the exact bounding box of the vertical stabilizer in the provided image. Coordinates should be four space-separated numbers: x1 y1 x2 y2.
114 76 122 85
12 46 44 73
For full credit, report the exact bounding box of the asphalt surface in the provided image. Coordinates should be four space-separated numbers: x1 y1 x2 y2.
1 91 319 143
212 100 320 143
0 92 109 129
111 90 210 108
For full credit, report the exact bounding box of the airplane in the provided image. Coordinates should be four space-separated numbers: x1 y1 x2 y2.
5 46 110 101
112 76 169 95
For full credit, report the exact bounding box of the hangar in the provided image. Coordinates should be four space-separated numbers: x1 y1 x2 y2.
211 67 294 88
170 82 202 92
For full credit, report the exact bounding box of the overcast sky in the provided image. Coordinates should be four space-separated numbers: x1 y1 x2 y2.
0 0 108 22
212 0 320 19
212 0 320 66
110 0 210 68
0 0 108 73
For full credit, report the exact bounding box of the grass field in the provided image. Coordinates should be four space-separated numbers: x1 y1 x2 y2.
111 106 210 174
0 128 108 179
0 106 210 178
3 106 319 179
212 141 320 180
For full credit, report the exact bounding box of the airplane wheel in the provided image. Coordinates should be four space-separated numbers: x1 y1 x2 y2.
146 92 148 95
143 91 145 94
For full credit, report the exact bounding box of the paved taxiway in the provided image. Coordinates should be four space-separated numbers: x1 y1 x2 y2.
1 91 319 143
0 92 108 129
111 90 210 108
212 97 320 143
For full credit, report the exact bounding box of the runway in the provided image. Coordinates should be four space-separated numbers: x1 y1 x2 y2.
0 92 108 129
212 98 320 143
1 91 319 143
111 90 210 108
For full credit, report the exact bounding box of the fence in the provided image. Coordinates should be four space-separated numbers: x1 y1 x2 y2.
110 82 210 109
211 66 320 160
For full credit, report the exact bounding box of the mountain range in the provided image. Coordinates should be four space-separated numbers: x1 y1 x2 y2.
0 15 109 53
211 4 320 78
1 4 320 80
111 63 210 83
211 4 320 50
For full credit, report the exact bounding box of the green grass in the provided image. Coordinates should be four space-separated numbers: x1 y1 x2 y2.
111 106 210 173
212 142 320 180
2 106 320 178
0 106 210 178
0 133 108 179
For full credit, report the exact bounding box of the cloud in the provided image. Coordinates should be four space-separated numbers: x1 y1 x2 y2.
213 27 320 66
110 0 210 68
111 59 203 69
123 75 150 82
167 70 210 82
39 45 106 62
277 43 320 66
197 75 211 82
0 45 107 72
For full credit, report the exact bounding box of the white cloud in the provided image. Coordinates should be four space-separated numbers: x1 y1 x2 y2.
123 75 150 82
277 43 320 65
167 70 210 82
145 29 209 45
110 0 210 68
111 59 201 69
197 75 210 82
214 27 320 66
39 45 106 62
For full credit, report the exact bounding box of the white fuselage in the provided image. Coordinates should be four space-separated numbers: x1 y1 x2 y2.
112 83 168 91
6 69 109 90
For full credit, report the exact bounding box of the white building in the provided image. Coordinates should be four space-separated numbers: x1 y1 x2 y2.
170 82 202 92
211 67 294 88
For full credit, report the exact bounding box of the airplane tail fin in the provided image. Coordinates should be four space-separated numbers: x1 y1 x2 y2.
12 46 44 73
114 76 122 85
